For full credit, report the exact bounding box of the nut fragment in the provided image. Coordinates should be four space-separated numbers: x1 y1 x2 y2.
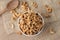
49 27 56 34
32 2 38 8
44 5 52 13
10 10 18 17
41 13 51 18
16 31 22 35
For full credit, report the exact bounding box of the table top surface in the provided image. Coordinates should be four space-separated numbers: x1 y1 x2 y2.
0 0 60 40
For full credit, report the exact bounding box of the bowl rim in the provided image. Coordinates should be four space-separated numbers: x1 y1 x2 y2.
17 12 45 37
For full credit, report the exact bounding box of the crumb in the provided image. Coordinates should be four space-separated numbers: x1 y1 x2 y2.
16 31 22 35
11 23 14 29
41 13 51 18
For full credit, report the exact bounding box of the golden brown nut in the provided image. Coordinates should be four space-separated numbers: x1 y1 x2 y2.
32 2 38 8
49 27 56 34
22 1 28 7
10 10 19 20
21 1 30 11
10 10 18 17
44 5 52 13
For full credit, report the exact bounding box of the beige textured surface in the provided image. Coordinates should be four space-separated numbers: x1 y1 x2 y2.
0 0 60 40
